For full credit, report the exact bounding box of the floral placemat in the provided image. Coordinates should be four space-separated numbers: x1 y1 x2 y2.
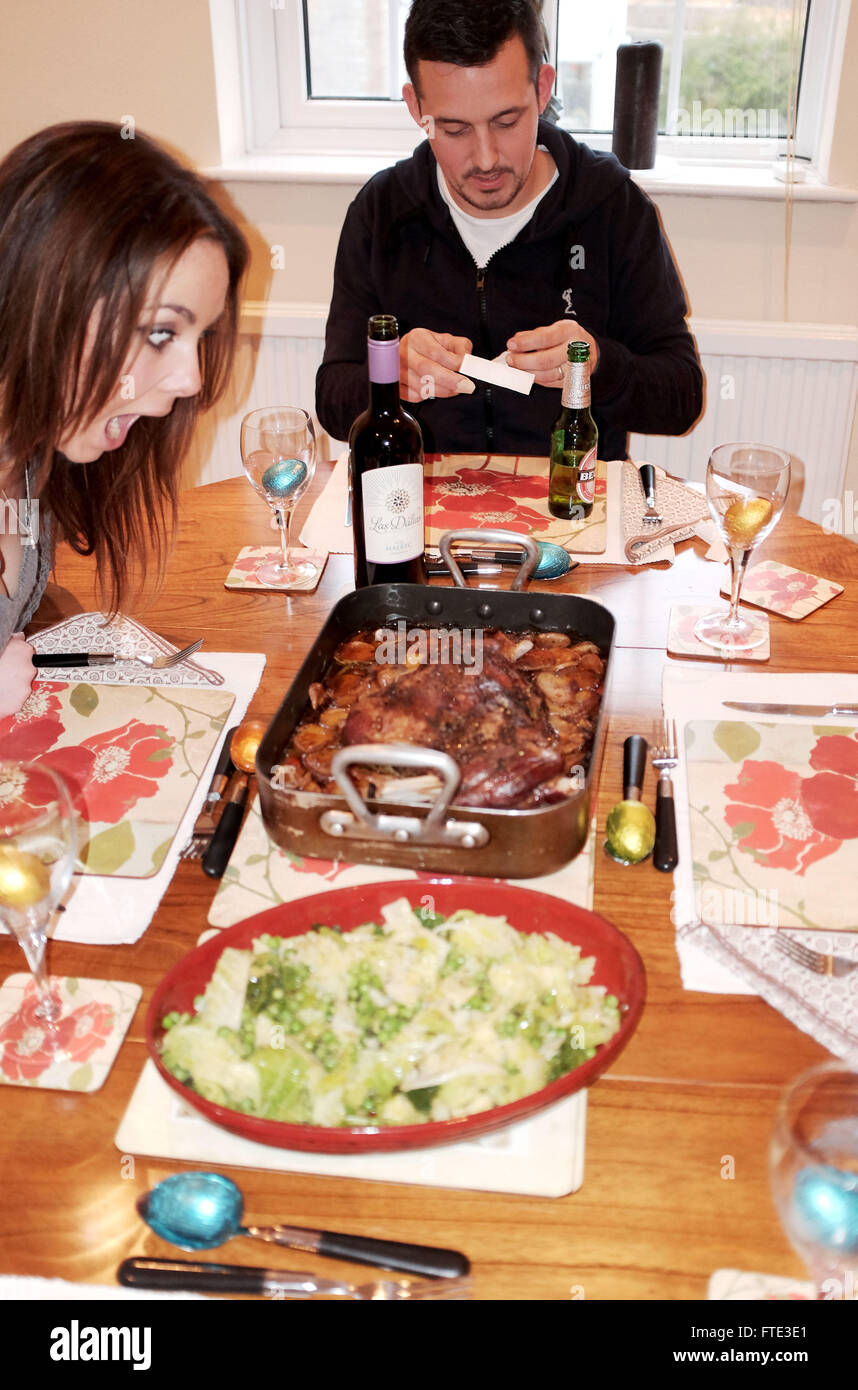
225 546 328 593
667 604 770 662
208 800 598 929
0 682 235 878
31 613 225 686
719 560 844 620
686 719 858 930
0 974 141 1092
423 453 607 555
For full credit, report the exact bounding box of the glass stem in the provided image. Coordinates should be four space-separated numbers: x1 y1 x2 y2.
18 924 60 1026
275 506 294 571
727 547 751 628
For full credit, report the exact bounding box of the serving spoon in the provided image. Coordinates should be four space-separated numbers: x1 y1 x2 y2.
138 1171 469 1280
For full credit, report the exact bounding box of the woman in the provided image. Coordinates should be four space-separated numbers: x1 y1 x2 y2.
0 121 248 716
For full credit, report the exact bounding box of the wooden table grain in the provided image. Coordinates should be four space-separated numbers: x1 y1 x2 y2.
4 462 858 1304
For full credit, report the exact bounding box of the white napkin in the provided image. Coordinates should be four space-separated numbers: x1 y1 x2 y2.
25 621 266 945
301 454 722 568
300 453 352 553
662 665 858 1065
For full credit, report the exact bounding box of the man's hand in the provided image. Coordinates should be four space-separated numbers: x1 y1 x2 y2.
0 633 35 718
400 328 475 402
505 322 600 387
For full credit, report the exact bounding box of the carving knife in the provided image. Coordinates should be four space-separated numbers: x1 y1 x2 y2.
722 701 858 718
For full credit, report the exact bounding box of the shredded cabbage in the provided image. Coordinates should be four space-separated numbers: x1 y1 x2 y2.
160 898 621 1126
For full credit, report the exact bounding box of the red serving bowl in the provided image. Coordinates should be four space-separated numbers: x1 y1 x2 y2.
146 881 645 1153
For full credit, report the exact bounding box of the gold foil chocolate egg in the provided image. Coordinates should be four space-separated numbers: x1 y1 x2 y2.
723 497 773 547
0 847 51 909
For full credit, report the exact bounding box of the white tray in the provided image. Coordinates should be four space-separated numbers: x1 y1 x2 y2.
116 1061 586 1198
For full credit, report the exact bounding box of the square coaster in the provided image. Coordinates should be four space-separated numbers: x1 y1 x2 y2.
0 974 141 1092
667 604 770 662
720 560 843 619
225 546 328 593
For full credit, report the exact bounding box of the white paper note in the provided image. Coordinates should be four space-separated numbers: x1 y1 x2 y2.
459 353 534 395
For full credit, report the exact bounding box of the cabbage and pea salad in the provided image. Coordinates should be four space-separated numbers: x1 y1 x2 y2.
160 898 622 1127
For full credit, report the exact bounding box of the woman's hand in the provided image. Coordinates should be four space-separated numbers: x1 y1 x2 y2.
0 633 36 718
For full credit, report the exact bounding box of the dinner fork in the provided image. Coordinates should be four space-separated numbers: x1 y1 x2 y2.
774 934 858 979
651 717 678 872
124 638 204 670
639 463 662 525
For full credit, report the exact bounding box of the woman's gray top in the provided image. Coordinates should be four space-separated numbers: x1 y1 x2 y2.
0 512 53 646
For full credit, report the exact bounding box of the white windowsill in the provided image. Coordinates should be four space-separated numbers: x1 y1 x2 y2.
204 151 858 202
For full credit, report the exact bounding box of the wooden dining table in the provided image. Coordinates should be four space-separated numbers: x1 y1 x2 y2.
4 459 858 1309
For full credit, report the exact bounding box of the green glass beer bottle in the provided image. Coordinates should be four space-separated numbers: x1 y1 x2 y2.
548 341 597 520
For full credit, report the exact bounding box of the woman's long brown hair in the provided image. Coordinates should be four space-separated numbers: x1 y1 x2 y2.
0 121 248 609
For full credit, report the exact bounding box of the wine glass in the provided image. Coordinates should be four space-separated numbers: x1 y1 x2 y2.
0 761 77 1033
770 1060 858 1300
240 406 317 587
694 442 791 653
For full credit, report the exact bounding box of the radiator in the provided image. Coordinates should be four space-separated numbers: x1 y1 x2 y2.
186 305 858 525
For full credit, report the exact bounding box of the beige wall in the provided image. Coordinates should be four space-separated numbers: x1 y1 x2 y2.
1 0 856 487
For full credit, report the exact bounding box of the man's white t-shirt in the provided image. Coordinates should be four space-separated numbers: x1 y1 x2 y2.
437 151 559 269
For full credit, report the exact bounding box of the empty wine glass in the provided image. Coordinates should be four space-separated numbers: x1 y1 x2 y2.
241 406 317 587
694 442 791 653
770 1060 858 1300
0 761 77 1033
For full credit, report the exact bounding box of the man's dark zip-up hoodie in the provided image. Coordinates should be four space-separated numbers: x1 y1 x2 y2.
316 119 703 461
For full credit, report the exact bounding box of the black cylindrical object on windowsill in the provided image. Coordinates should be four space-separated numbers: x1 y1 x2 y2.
612 41 663 171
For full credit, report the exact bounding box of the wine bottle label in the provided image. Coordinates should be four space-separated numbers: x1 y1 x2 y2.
577 447 597 503
361 463 424 563
562 362 591 409
367 337 400 385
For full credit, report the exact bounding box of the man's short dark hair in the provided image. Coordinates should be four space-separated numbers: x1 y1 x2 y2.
404 0 548 96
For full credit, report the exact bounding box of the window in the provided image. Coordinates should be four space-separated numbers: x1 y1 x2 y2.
221 0 846 172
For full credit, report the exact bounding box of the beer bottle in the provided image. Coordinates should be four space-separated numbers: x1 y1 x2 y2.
548 341 597 520
348 314 426 587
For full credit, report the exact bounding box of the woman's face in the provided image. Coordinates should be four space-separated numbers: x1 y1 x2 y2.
58 237 230 464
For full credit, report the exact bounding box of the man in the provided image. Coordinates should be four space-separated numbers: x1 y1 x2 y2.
315 0 703 461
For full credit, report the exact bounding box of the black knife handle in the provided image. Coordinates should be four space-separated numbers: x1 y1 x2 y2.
623 735 648 801
316 1230 470 1280
33 652 109 667
118 1257 268 1295
201 784 248 878
654 780 678 872
639 463 656 506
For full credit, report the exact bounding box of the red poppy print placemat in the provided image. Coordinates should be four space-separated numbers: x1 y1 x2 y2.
0 974 141 1092
0 682 235 879
719 560 844 619
686 719 858 931
424 453 607 554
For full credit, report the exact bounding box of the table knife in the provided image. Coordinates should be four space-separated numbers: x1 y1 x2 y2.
723 701 858 717
33 652 116 667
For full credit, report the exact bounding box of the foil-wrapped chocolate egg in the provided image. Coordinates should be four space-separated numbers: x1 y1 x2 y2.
261 457 308 500
791 1165 858 1253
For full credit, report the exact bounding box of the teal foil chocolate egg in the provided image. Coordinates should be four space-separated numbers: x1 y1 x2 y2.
261 457 307 499
792 1165 858 1252
533 542 571 580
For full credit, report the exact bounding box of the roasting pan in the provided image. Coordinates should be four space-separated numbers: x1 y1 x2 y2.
256 546 615 879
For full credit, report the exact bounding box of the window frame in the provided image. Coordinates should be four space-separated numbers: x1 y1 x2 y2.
218 0 849 175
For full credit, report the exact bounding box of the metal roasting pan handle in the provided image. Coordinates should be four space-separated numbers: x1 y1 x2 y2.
438 529 539 590
330 745 461 829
